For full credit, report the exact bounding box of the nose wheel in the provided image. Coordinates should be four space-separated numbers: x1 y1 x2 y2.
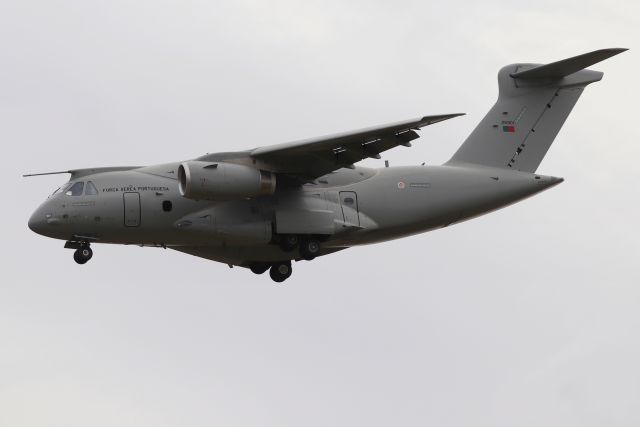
73 245 93 264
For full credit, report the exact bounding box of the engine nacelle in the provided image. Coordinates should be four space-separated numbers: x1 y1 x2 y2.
178 161 276 200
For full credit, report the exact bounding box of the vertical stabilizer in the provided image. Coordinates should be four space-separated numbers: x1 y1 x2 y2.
448 48 626 172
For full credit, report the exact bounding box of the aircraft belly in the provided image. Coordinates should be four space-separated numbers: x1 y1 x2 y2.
170 243 346 266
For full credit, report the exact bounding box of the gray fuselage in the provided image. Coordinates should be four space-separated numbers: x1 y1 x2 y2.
28 162 562 267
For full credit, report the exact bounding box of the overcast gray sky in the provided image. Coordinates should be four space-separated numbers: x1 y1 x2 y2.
1 1 639 426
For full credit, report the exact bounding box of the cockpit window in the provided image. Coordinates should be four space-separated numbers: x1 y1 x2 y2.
50 183 71 197
66 182 84 196
85 181 98 196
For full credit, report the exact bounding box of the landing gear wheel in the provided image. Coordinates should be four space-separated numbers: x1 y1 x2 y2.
73 246 93 265
269 261 292 283
250 263 270 275
300 238 321 261
279 235 299 252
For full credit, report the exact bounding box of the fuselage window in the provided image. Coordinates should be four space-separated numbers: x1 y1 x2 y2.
66 182 84 196
85 181 98 196
162 200 173 212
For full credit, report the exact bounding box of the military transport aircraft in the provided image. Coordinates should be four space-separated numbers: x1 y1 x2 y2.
26 49 625 282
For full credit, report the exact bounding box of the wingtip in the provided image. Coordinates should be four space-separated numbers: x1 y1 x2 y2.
422 113 466 122
22 170 71 178
599 47 628 56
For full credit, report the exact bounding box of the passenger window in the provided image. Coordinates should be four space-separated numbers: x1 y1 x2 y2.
85 181 98 196
66 182 84 196
162 200 173 212
344 197 354 204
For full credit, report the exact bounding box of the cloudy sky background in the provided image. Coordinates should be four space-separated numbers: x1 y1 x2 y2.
1 1 639 426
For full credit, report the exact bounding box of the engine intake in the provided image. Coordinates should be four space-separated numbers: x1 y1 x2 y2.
178 161 276 200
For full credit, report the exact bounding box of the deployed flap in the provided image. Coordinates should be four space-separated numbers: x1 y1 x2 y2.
250 114 463 179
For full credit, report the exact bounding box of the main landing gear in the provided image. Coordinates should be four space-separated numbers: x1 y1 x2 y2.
277 234 322 261
249 261 293 283
250 234 325 283
299 238 321 261
269 261 292 283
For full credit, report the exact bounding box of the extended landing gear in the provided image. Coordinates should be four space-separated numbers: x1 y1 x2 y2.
73 245 93 265
275 234 323 260
249 263 270 275
279 235 299 252
249 261 292 282
269 261 292 283
299 238 321 261
256 234 325 282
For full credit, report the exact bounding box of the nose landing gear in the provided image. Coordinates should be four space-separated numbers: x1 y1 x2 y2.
65 240 94 264
73 245 93 264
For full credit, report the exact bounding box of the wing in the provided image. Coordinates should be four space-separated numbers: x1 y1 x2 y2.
23 166 141 180
248 113 464 179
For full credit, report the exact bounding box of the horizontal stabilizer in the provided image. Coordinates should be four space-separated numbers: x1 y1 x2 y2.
510 48 627 80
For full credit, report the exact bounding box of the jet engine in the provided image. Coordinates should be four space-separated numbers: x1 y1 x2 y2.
178 161 276 200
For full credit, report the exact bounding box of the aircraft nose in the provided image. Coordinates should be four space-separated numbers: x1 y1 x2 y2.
28 208 48 236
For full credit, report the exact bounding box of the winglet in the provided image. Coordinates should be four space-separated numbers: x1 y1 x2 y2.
510 48 628 80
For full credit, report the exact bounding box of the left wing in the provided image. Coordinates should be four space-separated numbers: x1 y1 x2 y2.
247 114 464 179
23 166 141 180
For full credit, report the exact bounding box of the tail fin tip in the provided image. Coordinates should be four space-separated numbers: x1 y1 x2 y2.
510 48 628 80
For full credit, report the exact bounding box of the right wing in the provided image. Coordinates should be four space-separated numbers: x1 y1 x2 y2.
246 114 464 179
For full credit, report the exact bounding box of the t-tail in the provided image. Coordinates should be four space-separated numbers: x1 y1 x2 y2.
448 48 627 172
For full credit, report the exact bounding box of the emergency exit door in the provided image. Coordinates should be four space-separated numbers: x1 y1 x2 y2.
123 192 141 227
339 191 360 226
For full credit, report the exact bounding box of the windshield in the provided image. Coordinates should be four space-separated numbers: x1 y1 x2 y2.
65 182 84 196
49 183 71 198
